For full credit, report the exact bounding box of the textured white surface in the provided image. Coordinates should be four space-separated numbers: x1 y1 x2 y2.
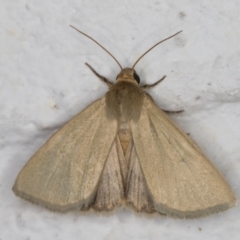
1 0 240 239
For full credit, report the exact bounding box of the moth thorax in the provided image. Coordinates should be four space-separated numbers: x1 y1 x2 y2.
105 81 144 122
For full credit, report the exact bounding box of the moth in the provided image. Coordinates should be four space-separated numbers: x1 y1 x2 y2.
12 26 236 218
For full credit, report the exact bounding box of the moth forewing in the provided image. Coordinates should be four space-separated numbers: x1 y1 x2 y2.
131 96 236 218
12 27 236 218
13 98 118 211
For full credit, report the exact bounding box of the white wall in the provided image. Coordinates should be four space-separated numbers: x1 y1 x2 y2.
1 1 240 239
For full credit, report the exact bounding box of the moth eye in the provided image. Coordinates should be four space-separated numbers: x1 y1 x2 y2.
133 72 140 84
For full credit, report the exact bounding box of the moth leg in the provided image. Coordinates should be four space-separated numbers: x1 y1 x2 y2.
85 63 114 87
162 109 184 114
141 75 166 89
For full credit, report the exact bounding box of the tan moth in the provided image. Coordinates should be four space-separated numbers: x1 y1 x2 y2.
12 26 236 218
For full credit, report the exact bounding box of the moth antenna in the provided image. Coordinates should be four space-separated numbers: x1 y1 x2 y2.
70 25 123 70
132 30 183 69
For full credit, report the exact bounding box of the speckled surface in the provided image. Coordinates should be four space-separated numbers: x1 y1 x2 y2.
1 1 240 239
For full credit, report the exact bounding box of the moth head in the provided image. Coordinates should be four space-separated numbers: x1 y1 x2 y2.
116 68 140 84
70 26 182 86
